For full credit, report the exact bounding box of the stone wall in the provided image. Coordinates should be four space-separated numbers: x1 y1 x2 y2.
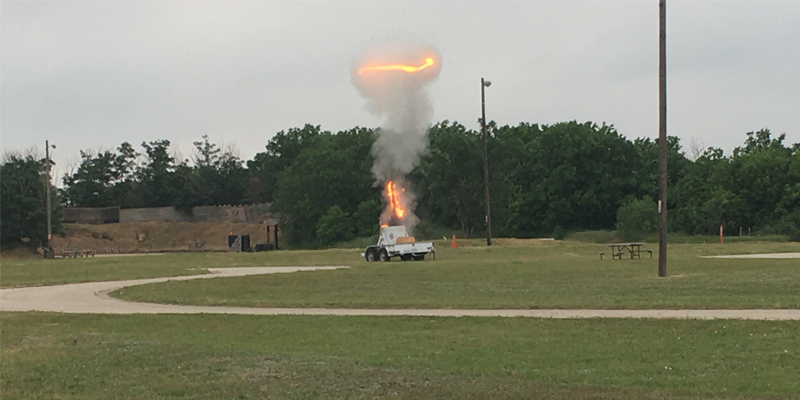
119 207 189 222
63 207 120 224
63 204 273 224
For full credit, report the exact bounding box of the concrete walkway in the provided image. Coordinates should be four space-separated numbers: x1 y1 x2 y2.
2 266 799 320
701 252 800 259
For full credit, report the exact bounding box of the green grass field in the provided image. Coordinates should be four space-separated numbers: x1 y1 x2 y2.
0 247 360 288
2 240 799 399
2 313 798 399
108 241 800 310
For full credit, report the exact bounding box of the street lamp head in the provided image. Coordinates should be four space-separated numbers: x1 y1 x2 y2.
483 80 492 87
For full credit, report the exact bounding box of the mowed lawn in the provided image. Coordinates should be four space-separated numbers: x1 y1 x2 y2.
0 247 361 288
107 240 800 310
2 240 799 398
2 312 798 399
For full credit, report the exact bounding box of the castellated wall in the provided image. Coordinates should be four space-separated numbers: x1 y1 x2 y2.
63 207 121 224
64 204 273 224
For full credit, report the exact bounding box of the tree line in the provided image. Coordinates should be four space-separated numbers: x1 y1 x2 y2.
2 121 798 249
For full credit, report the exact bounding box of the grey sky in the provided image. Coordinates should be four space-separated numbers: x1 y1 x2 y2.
2 1 799 180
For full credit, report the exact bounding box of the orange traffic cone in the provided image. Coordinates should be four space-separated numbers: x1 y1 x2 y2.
451 235 457 249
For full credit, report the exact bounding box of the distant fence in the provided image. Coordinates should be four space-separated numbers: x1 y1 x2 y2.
63 207 120 224
62 204 275 225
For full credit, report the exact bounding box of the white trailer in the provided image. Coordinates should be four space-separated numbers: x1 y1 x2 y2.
362 225 434 262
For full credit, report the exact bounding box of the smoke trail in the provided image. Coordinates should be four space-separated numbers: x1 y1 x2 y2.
351 43 442 231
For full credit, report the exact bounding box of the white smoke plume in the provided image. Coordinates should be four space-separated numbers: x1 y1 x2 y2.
352 43 442 231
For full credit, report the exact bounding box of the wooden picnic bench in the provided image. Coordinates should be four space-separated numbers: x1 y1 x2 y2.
600 243 652 260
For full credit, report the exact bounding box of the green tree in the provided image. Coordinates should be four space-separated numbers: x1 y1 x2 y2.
414 121 484 237
772 149 800 239
247 124 323 203
702 186 746 232
729 129 792 228
61 142 140 208
136 140 178 207
272 127 375 246
353 198 382 237
487 122 536 237
672 147 729 234
61 150 119 207
673 130 796 235
170 163 201 212
507 121 640 236
192 135 222 167
774 182 800 240
631 136 691 201
1 154 62 248
616 197 658 241
111 142 141 208
191 137 248 206
316 206 354 246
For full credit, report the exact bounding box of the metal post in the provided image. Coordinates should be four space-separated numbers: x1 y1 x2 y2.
481 78 492 246
658 0 668 277
46 140 52 250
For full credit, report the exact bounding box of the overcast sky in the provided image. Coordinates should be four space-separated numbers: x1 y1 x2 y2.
2 1 799 179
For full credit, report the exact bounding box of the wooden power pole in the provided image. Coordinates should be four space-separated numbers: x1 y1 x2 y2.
46 140 52 250
658 0 668 277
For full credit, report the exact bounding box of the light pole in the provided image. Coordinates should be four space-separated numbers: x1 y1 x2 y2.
45 140 55 252
481 78 492 246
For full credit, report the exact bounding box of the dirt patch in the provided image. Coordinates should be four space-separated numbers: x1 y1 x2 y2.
51 221 271 253
495 238 555 246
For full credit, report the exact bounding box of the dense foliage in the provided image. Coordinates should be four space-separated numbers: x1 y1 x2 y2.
2 122 797 248
1 154 62 248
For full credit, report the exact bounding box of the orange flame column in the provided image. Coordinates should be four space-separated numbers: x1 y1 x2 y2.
386 180 406 219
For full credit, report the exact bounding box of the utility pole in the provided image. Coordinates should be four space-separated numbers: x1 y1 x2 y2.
658 0 668 277
481 78 492 246
45 140 53 251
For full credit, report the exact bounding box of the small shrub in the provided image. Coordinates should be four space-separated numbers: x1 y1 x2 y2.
616 197 658 241
413 220 459 241
353 199 382 237
316 206 354 246
552 225 567 240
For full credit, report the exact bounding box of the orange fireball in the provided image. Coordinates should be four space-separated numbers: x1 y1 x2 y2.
358 57 435 76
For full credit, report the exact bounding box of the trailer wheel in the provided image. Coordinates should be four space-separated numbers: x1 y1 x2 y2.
401 254 412 261
379 249 390 262
365 248 378 262
413 255 425 261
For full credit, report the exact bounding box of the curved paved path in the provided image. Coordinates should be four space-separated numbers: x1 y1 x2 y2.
2 266 799 320
702 252 800 259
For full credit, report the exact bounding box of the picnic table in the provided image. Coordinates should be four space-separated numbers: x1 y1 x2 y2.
600 243 652 260
58 249 96 258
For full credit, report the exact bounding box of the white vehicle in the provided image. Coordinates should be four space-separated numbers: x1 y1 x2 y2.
362 225 434 262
